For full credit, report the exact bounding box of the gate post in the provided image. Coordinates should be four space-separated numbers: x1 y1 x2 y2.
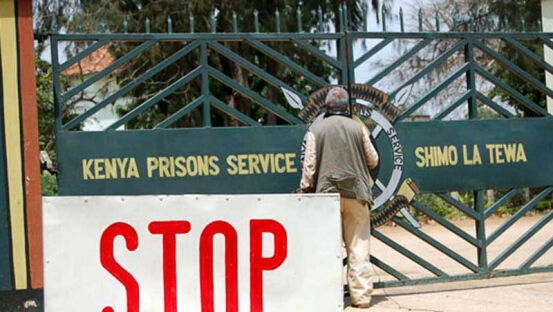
464 39 488 271
0 0 43 290
474 190 488 271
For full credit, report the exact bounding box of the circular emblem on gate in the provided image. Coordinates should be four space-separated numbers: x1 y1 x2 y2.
296 84 420 227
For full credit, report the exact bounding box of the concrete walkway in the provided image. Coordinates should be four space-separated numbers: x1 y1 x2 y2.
345 272 553 311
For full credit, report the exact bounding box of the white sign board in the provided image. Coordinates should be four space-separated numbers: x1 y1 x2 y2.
44 194 343 312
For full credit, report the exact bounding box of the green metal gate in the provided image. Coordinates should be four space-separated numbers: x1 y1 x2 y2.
47 6 553 287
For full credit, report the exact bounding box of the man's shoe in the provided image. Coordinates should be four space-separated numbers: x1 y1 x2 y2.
352 302 371 309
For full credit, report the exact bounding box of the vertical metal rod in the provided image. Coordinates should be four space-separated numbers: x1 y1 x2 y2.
382 8 387 32
145 18 150 33
344 32 354 117
201 42 211 127
343 3 349 31
362 3 368 32
275 9 281 33
297 4 303 32
400 7 404 32
51 17 58 33
211 12 217 33
475 190 488 270
419 9 423 32
51 36 63 131
167 16 173 33
521 18 526 32
100 21 107 33
435 12 440 32
123 19 128 34
254 9 260 33
232 11 238 33
465 40 478 118
189 13 195 33
318 6 324 32
338 5 344 32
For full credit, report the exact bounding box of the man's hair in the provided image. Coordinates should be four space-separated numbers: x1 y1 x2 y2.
325 87 349 113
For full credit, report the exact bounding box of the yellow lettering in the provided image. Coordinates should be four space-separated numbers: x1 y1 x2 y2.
259 154 271 173
175 156 187 177
208 156 220 175
116 158 129 178
504 144 517 162
275 154 286 173
147 157 159 178
415 147 425 167
472 145 482 165
197 156 210 176
437 146 449 166
516 143 528 162
169 157 176 177
104 158 117 179
82 159 94 180
495 145 504 164
237 154 249 175
463 145 472 165
127 158 140 178
226 155 238 175
269 154 276 173
248 154 261 174
285 153 297 173
486 144 495 164
187 156 198 176
158 157 171 177
94 159 105 179
448 145 458 165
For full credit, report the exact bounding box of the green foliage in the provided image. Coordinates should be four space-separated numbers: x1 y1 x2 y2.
36 45 80 164
416 190 552 220
41 174 59 196
35 48 56 161
415 194 466 219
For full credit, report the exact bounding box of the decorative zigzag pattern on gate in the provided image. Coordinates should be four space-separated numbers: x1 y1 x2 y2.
48 6 553 287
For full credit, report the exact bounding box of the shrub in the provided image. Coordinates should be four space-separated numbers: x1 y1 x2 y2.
41 174 58 196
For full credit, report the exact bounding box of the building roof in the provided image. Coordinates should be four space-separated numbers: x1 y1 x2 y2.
61 46 116 76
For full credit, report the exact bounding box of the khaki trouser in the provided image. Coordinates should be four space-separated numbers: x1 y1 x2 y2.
341 197 374 307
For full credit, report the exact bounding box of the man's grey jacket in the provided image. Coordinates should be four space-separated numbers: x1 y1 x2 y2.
300 115 379 204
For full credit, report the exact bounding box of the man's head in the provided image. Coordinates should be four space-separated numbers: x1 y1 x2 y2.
325 87 349 114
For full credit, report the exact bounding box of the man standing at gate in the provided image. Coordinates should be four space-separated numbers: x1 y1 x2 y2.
300 87 379 309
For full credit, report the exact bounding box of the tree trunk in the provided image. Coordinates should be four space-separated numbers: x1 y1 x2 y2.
228 61 251 126
523 187 531 203
486 189 496 205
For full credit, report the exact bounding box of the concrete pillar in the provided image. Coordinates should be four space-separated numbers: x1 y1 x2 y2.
543 0 553 114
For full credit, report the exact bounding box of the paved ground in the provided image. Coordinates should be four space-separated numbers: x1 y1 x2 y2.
344 214 553 311
344 272 553 311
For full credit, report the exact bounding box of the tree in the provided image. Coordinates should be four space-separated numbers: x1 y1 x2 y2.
375 0 546 119
44 0 385 129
